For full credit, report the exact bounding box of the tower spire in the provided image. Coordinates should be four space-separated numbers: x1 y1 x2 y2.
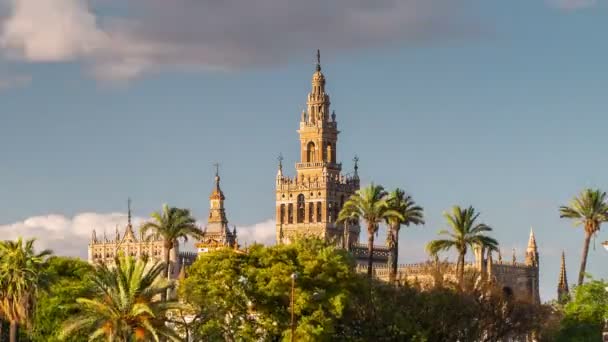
316 49 321 72
558 251 570 301
525 228 539 267
127 197 132 226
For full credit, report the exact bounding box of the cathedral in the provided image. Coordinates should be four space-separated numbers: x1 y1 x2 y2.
89 50 543 302
273 51 541 302
87 171 237 278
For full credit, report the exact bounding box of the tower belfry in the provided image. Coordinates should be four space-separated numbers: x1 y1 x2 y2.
276 50 360 245
197 165 237 253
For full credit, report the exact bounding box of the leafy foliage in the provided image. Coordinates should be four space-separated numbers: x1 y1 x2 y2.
60 255 187 342
338 184 403 278
559 188 608 285
0 238 52 342
140 204 201 300
181 238 359 341
385 188 424 283
426 205 498 285
28 257 94 342
552 279 608 341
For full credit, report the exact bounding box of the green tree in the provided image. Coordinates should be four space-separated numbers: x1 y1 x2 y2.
140 204 201 300
181 238 359 341
60 255 185 342
338 184 403 279
426 206 498 285
559 189 608 285
28 257 93 342
0 238 52 342
555 278 608 341
385 188 424 284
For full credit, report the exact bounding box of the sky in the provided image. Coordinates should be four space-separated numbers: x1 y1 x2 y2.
0 0 607 301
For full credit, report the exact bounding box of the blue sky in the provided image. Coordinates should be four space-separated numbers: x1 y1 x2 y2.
0 0 607 300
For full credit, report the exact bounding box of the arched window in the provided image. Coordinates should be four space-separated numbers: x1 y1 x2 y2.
309 202 314 223
297 194 305 223
340 195 345 209
317 202 322 222
326 143 333 163
288 204 294 224
280 204 286 224
306 142 316 162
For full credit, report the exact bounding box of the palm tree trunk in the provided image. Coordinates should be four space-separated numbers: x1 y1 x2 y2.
389 226 399 285
578 231 592 286
9 321 17 342
163 241 172 301
458 252 465 287
367 232 375 280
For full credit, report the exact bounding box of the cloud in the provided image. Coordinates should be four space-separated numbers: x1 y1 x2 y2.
0 73 29 90
0 212 277 259
0 0 480 81
235 219 277 247
547 0 598 9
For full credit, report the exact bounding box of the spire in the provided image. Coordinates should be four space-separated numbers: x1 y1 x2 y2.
526 228 539 267
91 229 97 243
316 49 321 72
210 163 225 201
123 198 136 241
558 251 569 301
277 153 283 178
353 155 359 179
527 228 538 251
128 198 132 226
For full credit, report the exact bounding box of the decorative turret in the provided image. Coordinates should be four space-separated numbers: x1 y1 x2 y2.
208 164 227 225
525 228 539 267
91 229 97 243
512 248 517 265
196 166 237 253
558 251 570 302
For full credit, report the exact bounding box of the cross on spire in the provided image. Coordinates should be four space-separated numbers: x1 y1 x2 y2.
277 153 283 169
213 162 220 177
316 49 321 72
127 197 132 226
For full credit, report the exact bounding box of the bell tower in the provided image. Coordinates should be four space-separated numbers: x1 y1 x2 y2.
276 50 360 245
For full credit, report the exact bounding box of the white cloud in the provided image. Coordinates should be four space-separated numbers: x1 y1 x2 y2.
0 0 479 81
235 219 277 247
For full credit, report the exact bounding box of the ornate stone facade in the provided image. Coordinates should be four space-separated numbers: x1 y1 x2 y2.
364 230 541 303
275 50 361 247
87 201 190 278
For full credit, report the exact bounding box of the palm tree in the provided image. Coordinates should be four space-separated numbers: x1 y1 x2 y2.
0 238 52 342
426 206 498 286
140 204 201 300
385 189 425 284
559 188 608 285
60 255 185 342
338 184 404 279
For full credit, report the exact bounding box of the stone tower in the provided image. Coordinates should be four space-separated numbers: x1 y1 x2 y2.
558 251 570 302
276 50 360 245
196 166 237 253
525 228 540 304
